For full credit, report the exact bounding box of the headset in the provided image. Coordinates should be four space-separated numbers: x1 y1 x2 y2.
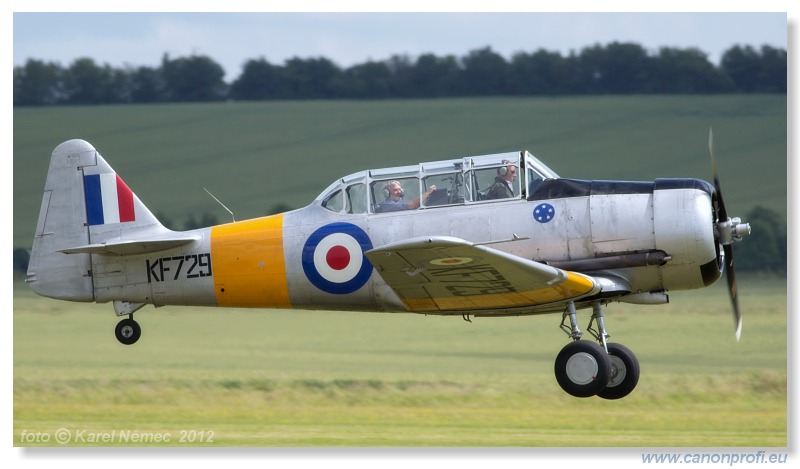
497 160 516 176
383 180 404 199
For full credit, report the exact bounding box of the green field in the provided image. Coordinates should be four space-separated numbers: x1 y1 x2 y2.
13 276 786 447
13 95 786 248
12 96 788 448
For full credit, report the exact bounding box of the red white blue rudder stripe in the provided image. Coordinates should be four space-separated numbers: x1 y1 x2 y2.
84 173 136 225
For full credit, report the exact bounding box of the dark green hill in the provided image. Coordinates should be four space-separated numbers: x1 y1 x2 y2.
13 96 786 248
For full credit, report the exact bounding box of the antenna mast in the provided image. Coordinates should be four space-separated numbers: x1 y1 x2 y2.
203 188 236 223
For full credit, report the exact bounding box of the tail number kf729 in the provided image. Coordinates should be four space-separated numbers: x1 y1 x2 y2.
146 253 212 283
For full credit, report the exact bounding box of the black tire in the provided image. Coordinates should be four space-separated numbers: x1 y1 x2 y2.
115 318 141 345
597 343 640 400
554 340 611 398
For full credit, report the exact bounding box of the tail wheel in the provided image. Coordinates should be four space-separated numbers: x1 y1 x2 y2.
597 343 640 400
115 318 141 345
554 340 611 398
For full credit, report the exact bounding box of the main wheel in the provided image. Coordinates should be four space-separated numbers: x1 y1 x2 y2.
554 340 611 398
597 343 640 400
115 318 141 345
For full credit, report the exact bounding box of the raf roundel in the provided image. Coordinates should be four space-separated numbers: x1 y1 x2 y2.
533 203 556 223
302 222 374 294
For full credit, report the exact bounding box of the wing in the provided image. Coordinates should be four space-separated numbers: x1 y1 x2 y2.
365 236 599 313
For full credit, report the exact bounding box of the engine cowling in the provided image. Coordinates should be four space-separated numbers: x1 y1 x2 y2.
653 178 721 290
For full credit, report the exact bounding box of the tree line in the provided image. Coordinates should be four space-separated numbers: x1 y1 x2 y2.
13 42 786 106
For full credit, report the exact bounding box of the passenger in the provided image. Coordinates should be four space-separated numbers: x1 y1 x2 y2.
486 160 517 199
380 180 437 212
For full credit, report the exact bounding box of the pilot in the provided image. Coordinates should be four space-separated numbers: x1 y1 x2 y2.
486 160 517 199
380 180 437 212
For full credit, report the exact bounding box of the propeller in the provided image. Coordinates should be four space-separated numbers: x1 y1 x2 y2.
708 128 749 341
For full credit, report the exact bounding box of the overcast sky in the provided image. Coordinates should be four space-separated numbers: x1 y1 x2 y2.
12 10 789 82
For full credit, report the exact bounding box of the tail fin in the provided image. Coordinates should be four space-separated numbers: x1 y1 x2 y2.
26 139 167 301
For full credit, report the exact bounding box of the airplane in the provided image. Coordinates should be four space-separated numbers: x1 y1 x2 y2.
25 133 750 399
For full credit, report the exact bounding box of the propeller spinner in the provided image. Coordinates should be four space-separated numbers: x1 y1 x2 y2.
708 128 751 341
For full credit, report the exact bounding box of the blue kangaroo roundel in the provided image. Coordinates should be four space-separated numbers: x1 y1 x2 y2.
302 222 374 294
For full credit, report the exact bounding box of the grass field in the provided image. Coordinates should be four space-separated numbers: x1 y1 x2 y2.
12 95 786 248
13 276 786 447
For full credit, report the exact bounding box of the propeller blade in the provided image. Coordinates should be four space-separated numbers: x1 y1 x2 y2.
708 128 728 221
709 127 741 340
724 244 742 341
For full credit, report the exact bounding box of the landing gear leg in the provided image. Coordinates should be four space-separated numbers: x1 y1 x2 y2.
559 301 583 340
587 302 609 352
115 314 141 345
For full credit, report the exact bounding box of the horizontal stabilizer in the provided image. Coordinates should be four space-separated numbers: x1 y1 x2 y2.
59 235 199 256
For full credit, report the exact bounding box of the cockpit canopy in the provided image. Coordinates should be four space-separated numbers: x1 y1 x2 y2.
316 151 558 215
